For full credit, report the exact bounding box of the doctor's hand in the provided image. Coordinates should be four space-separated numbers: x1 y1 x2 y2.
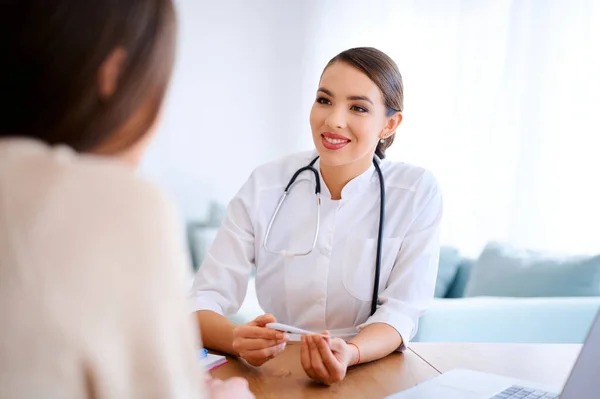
300 332 354 385
232 314 288 367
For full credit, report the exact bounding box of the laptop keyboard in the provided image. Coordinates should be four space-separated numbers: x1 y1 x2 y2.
490 385 559 399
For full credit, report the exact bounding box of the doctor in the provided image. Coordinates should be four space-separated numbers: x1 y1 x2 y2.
192 47 442 385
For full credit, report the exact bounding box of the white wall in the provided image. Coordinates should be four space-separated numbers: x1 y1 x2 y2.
141 0 318 221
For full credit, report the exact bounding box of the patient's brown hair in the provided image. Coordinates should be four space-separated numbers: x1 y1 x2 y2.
0 0 177 152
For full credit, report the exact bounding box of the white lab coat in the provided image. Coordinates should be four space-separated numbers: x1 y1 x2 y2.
192 150 442 347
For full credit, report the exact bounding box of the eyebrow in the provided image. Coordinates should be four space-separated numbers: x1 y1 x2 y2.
317 87 374 105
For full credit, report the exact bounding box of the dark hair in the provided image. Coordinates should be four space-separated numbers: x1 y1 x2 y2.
325 47 403 159
0 0 177 152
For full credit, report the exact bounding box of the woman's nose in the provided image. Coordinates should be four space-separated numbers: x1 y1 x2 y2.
324 106 347 129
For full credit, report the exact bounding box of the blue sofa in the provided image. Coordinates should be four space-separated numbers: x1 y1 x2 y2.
414 245 600 344
413 296 600 343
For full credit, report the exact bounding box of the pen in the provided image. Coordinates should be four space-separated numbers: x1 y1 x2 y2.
199 348 208 359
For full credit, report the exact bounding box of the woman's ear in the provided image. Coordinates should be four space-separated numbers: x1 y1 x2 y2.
98 48 127 99
380 112 403 140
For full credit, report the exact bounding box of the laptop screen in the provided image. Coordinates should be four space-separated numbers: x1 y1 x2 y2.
561 308 600 398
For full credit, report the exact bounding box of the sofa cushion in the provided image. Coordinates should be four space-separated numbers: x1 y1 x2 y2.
445 259 474 298
413 296 600 343
464 243 600 297
434 247 463 298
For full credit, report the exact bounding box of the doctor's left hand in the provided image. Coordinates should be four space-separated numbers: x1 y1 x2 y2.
300 332 353 385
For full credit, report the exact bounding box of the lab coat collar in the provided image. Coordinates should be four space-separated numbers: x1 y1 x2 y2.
297 151 380 200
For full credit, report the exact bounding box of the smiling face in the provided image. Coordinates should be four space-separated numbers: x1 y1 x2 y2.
310 61 398 168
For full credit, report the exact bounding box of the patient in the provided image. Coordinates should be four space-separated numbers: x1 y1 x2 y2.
0 1 252 398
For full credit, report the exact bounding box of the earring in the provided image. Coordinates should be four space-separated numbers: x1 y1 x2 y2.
380 138 386 144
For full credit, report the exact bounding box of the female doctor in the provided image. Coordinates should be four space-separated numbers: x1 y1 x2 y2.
192 47 442 385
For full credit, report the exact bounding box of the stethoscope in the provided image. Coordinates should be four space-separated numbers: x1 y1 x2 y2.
263 156 385 316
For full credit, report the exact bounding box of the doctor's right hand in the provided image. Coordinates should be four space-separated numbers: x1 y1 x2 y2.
232 314 288 367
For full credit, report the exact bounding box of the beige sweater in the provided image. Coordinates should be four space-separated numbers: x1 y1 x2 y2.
0 139 206 398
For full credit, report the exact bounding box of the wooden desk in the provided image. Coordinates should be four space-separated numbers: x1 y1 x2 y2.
210 342 440 399
409 343 582 389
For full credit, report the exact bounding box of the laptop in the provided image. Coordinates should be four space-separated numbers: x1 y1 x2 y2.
387 308 600 399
